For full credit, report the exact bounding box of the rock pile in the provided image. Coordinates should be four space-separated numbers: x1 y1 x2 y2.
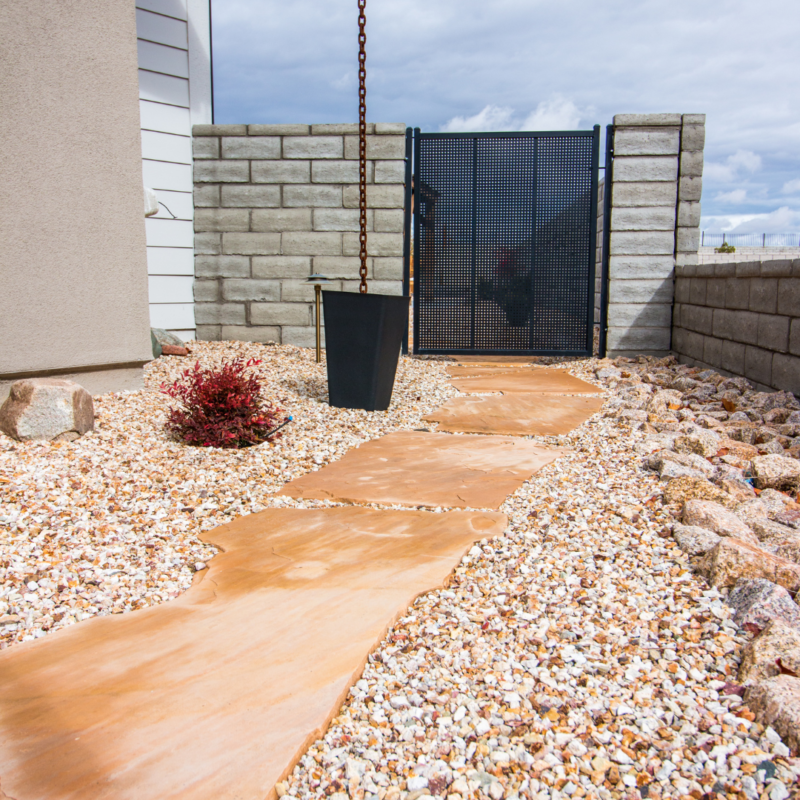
597 355 800 764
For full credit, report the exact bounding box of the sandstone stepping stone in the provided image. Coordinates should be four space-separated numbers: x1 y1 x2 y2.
0 506 506 800
448 368 602 396
278 431 562 509
449 355 536 365
423 393 604 437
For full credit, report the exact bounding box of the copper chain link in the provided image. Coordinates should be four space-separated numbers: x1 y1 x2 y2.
357 0 368 293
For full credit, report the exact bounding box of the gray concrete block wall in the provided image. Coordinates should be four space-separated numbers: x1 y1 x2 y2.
606 113 704 358
673 260 800 394
191 123 406 346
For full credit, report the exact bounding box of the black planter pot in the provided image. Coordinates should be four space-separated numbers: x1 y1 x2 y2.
322 291 410 411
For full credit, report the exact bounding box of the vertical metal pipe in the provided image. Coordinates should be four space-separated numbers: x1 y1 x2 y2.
586 125 601 355
315 284 322 363
598 124 614 359
209 0 215 124
412 129 422 354
402 127 413 355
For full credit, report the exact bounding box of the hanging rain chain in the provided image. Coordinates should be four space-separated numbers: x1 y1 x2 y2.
358 0 368 293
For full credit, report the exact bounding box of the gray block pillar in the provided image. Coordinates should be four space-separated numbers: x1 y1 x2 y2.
605 113 705 358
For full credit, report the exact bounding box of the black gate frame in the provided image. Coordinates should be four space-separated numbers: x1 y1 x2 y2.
403 126 602 357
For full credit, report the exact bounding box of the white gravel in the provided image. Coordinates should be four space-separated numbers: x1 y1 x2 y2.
280 357 800 800
2 345 798 799
0 342 455 647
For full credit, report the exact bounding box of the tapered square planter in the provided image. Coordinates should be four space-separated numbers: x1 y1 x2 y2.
322 291 410 411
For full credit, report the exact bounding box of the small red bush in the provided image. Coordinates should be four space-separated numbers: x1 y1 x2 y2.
161 358 284 448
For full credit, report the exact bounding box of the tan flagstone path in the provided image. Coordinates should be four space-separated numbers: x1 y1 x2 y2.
0 359 604 800
0 507 506 800
448 366 602 395
424 393 605 437
448 355 536 365
277 431 563 509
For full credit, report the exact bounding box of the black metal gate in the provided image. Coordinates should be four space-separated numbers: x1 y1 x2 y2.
404 127 600 356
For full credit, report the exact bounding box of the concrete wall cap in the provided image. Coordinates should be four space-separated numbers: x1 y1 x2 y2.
248 124 309 135
374 123 407 135
682 114 706 125
193 124 246 136
614 113 682 127
311 123 373 135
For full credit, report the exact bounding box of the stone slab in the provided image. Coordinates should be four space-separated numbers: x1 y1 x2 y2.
448 356 537 365
447 368 603 395
424 393 605 436
0 507 506 800
278 430 562 509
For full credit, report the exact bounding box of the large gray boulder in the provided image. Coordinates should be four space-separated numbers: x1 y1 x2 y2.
673 523 721 556
682 499 758 545
728 578 800 631
0 379 94 442
151 327 185 348
752 454 800 490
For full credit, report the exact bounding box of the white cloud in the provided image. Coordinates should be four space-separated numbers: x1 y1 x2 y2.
704 149 762 183
212 0 800 221
715 189 747 204
440 96 582 133
702 206 800 233
521 97 582 131
782 178 800 194
440 105 516 133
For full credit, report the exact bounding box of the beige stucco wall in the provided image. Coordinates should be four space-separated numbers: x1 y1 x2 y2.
0 0 152 395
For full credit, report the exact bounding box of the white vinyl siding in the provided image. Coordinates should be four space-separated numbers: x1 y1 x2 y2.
136 9 187 48
136 0 187 20
145 218 194 248
149 303 197 330
137 0 209 337
140 100 191 136
150 189 193 220
147 247 194 276
149 275 195 303
141 130 193 164
139 70 190 107
142 160 193 192
137 40 189 78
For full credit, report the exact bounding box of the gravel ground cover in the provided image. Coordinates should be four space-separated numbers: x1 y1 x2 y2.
2 345 799 800
281 357 800 800
0 342 455 647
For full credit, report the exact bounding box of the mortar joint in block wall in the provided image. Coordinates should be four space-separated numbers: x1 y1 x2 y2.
192 123 408 345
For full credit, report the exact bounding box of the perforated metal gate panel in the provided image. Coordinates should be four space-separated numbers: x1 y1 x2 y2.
411 129 599 356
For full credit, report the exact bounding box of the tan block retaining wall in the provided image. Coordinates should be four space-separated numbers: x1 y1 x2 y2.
191 123 406 346
673 260 800 393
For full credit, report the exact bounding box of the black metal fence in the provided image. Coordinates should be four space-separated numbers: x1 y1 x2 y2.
701 232 800 248
407 127 600 356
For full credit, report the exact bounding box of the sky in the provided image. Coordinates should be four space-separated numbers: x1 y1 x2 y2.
211 0 800 233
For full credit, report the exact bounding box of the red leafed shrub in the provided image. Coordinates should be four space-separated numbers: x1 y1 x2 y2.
161 358 284 448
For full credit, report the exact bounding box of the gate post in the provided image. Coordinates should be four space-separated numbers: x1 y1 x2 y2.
402 127 413 355
604 113 705 358
598 125 614 358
